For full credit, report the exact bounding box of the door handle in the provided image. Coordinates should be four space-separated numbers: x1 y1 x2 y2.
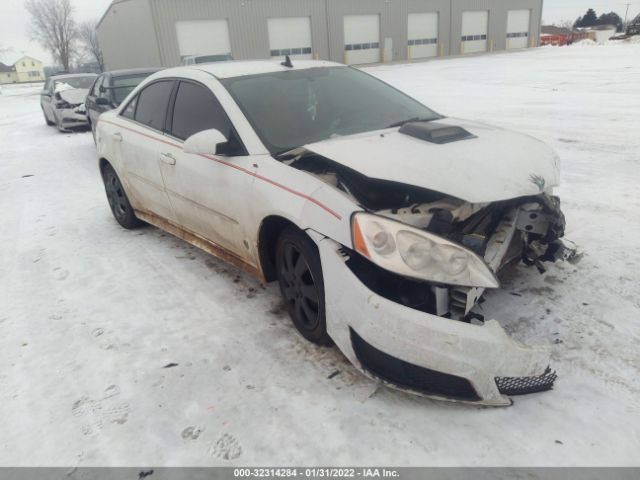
160 152 176 165
113 132 123 142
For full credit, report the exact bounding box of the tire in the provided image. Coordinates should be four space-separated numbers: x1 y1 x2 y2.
101 163 143 229
276 226 331 345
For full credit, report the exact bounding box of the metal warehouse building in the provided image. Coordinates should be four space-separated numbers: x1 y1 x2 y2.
97 0 543 70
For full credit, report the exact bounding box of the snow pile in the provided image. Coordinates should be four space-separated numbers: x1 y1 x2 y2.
573 39 597 46
0 83 43 97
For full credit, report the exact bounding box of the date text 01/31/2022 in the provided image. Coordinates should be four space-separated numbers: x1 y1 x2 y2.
233 468 400 478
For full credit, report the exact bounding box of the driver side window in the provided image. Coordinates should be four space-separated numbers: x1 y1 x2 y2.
169 81 245 155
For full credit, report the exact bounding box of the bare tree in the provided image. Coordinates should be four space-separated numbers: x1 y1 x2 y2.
78 20 104 72
555 19 576 30
25 0 77 70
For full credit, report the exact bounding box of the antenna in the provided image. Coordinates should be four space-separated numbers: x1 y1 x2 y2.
624 3 630 26
281 55 293 68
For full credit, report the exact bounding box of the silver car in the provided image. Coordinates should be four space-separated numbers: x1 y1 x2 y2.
40 73 97 132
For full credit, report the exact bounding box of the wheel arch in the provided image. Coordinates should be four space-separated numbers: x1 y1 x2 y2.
257 215 307 282
98 157 111 178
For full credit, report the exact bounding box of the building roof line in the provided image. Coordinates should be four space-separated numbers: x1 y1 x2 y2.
97 0 136 30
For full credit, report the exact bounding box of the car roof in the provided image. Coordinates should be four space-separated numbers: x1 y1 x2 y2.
50 73 98 80
106 67 163 78
160 59 345 80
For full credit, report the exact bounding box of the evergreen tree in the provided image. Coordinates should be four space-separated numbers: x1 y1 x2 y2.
574 8 599 28
597 12 623 32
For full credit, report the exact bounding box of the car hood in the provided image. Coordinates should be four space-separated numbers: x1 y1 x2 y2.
58 88 89 106
302 118 560 203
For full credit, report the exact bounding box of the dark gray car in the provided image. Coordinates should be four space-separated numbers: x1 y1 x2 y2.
85 68 161 141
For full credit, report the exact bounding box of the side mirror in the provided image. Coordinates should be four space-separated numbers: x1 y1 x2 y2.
183 129 228 155
41 90 50 97
96 97 111 106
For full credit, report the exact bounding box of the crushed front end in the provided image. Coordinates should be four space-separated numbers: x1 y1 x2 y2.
54 92 89 130
296 154 575 405
371 192 574 321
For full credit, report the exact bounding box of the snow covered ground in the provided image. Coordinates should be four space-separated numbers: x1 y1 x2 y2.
1 43 639 467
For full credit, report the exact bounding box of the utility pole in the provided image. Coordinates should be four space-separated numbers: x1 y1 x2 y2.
624 3 631 26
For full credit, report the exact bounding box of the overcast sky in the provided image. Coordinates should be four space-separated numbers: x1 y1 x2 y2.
1 0 639 65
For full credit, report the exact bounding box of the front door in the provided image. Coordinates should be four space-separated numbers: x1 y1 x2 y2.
158 79 255 262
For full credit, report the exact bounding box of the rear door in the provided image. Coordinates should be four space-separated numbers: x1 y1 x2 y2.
158 79 254 261
115 80 178 222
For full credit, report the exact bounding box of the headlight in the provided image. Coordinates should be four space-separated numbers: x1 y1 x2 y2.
351 212 499 288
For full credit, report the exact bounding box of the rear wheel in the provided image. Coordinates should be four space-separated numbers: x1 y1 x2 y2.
276 226 331 345
101 163 143 229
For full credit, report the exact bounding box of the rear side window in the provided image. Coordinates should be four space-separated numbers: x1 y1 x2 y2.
121 95 137 119
170 81 234 141
133 80 174 131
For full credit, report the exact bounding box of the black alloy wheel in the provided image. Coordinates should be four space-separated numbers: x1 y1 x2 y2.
276 226 331 345
102 163 142 229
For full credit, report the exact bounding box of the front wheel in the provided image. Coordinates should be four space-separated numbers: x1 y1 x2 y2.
101 163 143 229
276 226 331 346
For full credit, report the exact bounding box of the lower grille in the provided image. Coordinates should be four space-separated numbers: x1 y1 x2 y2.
350 328 480 401
495 367 557 395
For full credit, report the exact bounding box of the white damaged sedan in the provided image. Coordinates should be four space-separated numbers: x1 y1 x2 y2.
96 59 574 406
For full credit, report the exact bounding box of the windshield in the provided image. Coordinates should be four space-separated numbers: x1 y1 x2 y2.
222 66 441 154
112 74 153 105
54 76 95 90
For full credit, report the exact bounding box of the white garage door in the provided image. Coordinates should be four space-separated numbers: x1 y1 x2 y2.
507 10 531 49
344 15 380 65
175 20 231 60
268 17 313 60
408 13 439 59
461 11 488 54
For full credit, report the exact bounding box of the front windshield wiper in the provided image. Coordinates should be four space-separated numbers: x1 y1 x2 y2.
386 116 440 129
273 147 298 159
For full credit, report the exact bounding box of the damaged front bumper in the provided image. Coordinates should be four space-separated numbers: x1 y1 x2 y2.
317 237 556 406
56 107 89 129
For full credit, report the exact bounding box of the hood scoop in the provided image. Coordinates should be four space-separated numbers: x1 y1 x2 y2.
399 122 476 144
